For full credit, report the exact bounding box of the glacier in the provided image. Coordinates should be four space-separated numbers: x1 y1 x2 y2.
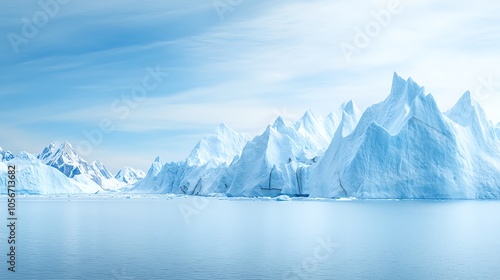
130 101 362 196
225 103 361 197
309 74 500 199
132 73 499 199
115 166 146 185
1 73 499 198
130 123 251 194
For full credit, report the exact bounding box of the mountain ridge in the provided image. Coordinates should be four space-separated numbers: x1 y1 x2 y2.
2 73 499 198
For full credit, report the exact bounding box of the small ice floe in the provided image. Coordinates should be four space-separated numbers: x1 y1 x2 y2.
309 197 328 201
275 195 291 201
337 197 357 201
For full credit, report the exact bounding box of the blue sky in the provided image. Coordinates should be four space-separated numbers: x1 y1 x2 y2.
1 0 500 173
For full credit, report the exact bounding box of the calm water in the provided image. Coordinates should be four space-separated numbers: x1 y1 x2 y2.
1 196 499 279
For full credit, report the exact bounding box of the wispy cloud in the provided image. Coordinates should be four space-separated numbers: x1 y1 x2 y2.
1 0 500 171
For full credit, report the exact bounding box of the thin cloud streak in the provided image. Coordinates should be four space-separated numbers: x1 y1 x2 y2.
1 0 500 172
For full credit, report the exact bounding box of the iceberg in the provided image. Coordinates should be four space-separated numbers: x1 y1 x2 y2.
225 102 362 197
225 125 305 197
2 73 499 198
131 102 361 197
275 194 292 201
186 123 251 166
131 124 250 195
115 166 146 185
308 73 500 199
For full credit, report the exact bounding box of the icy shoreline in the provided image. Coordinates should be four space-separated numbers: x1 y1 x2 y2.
1 193 498 202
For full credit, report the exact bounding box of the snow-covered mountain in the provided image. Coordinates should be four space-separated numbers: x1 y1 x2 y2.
294 110 332 151
273 102 362 157
223 102 363 197
186 123 251 167
0 152 101 194
132 124 251 194
226 125 304 196
2 73 499 198
115 167 146 184
308 73 500 199
37 141 122 190
0 142 144 194
131 102 362 196
0 147 14 162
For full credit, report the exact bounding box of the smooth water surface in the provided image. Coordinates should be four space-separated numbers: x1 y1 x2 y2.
1 196 499 279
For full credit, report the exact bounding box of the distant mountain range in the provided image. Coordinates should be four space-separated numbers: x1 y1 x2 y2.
0 141 145 194
1 73 500 198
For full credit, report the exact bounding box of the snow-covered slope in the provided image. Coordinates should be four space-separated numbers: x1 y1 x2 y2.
132 124 250 194
224 102 363 197
308 73 500 199
0 147 14 162
131 105 362 196
4 73 499 198
0 152 101 194
186 123 251 167
294 110 332 151
115 167 146 184
130 157 164 192
335 100 364 137
271 116 318 161
445 91 498 145
37 141 122 190
226 125 305 196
